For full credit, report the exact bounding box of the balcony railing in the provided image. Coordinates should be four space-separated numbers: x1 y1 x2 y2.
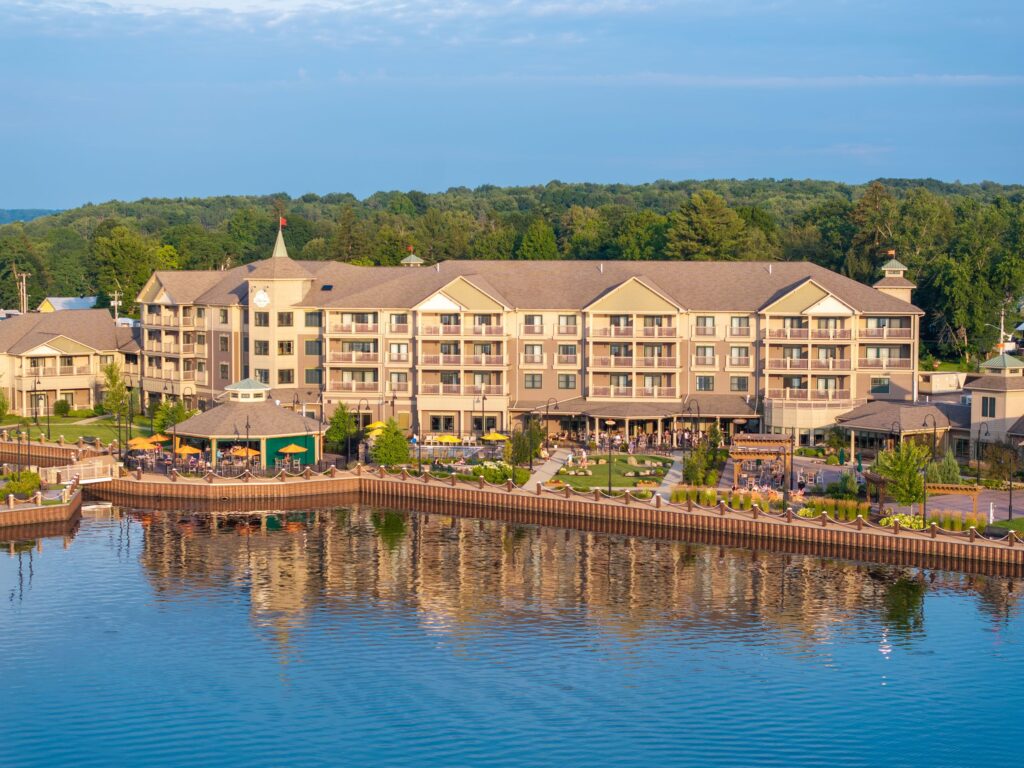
692 355 718 367
330 322 380 334
388 352 410 363
469 324 503 336
557 324 580 336
521 354 545 365
464 355 505 366
766 327 810 340
522 324 544 335
418 383 504 396
638 326 675 337
810 358 852 370
389 380 409 392
810 328 852 340
858 357 912 369
329 352 380 364
58 365 91 376
727 356 753 369
589 326 635 338
634 386 677 398
767 388 851 402
332 381 380 392
767 358 809 370
389 323 410 334
556 354 578 366
591 356 634 368
693 326 717 337
419 325 462 336
861 327 912 339
728 326 752 338
635 356 677 368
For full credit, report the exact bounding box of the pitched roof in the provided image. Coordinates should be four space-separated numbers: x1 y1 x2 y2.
980 353 1024 370
173 400 323 439
964 374 1024 392
873 276 917 289
39 296 96 311
0 309 127 355
881 258 908 271
510 394 756 418
835 400 970 432
225 377 271 392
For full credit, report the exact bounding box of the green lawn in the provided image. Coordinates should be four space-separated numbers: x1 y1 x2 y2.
555 454 671 490
1 415 152 444
992 518 1024 532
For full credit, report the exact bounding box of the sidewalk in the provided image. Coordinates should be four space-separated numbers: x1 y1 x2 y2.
655 451 684 499
527 447 571 488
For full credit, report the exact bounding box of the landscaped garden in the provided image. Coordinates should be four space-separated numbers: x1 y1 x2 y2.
554 454 672 490
0 415 152 444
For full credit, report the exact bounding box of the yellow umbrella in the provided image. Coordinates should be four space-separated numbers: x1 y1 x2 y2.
481 432 509 441
365 421 387 430
366 428 384 438
149 433 170 442
231 446 260 457
175 445 202 455
128 436 155 448
436 434 461 444
278 444 308 455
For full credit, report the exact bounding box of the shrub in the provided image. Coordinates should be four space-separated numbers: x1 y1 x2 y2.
92 403 106 416
826 472 859 500
825 454 840 466
52 399 71 417
879 513 926 530
705 469 719 487
2 472 41 497
67 409 95 419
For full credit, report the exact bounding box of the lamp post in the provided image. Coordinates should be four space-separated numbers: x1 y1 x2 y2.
976 421 990 486
921 466 928 525
922 412 938 458
1009 448 1017 521
318 386 325 470
526 414 534 472
245 415 251 472
356 398 369 463
605 419 616 494
544 397 558 447
31 377 40 427
389 393 397 421
890 420 902 451
684 400 701 455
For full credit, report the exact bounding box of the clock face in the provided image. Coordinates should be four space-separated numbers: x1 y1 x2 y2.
253 289 270 308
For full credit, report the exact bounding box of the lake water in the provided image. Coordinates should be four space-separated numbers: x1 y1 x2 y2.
2 505 1022 767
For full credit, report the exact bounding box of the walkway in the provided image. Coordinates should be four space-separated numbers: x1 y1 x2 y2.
655 451 684 499
527 447 571 487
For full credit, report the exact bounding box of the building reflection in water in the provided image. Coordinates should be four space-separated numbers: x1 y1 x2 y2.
76 504 1020 655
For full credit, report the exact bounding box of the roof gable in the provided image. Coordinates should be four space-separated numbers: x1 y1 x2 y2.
415 276 506 312
585 276 681 313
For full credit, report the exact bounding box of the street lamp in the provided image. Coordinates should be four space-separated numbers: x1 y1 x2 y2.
475 394 488 437
684 400 701 454
245 415 251 472
356 397 369 463
1009 447 1017 521
922 412 938 458
389 393 397 421
890 420 902 450
31 377 40 427
544 397 558 447
604 419 616 494
976 421 990 486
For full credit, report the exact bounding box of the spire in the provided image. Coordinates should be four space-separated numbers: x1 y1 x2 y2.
271 226 289 260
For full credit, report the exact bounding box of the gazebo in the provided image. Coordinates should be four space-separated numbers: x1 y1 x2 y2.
172 378 324 469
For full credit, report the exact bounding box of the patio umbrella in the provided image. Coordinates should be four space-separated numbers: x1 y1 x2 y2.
436 434 461 444
149 433 170 442
366 428 384 438
366 421 387 430
278 444 308 455
128 436 155 448
175 445 202 455
481 432 509 441
839 448 846 465
231 446 260 457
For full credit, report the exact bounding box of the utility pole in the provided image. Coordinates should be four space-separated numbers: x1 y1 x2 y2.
110 290 122 321
13 268 30 314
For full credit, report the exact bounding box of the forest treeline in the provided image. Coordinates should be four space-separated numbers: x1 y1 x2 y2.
1 178 1022 361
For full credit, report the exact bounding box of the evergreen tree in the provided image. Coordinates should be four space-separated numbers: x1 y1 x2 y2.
370 419 411 466
665 191 751 261
517 218 559 260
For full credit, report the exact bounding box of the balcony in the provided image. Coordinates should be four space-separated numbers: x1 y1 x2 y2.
388 380 409 392
638 326 676 337
419 324 462 336
767 388 851 402
767 357 809 370
809 358 852 370
330 322 380 334
521 324 545 335
179 315 196 327
195 372 209 386
727 325 752 338
589 326 635 338
590 386 634 398
329 352 380 364
557 324 580 336
388 352 410 364
555 354 579 366
766 327 810 340
420 354 462 366
860 327 912 339
389 323 410 335
591 356 634 368
692 326 718 338
691 355 718 367
858 357 913 370
726 356 753 369
811 328 852 340
469 324 503 336
521 354 545 366
635 356 677 368
635 386 677 398
59 365 91 376
333 381 381 393
464 354 505 367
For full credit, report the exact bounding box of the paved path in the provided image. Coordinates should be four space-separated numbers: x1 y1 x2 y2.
527 447 571 487
655 451 685 498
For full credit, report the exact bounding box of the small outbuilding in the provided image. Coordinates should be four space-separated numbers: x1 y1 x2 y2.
172 378 324 469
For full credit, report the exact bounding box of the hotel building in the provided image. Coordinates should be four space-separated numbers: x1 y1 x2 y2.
128 231 921 445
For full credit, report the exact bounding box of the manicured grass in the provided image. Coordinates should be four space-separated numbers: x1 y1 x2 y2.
932 360 973 372
555 454 671 490
4 415 152 444
992 518 1024 532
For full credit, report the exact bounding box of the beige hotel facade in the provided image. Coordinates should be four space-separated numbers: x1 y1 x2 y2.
130 230 921 446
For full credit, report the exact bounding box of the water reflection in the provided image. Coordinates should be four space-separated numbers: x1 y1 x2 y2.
84 504 1020 649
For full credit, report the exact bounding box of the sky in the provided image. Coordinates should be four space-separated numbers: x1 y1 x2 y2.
1 1 1021 208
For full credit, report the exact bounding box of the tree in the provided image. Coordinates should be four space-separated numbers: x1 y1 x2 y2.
101 362 130 422
925 452 962 484
324 403 356 454
370 419 410 466
152 399 196 434
873 442 930 506
984 441 1018 484
0 387 9 424
511 422 544 465
517 218 558 260
666 191 752 261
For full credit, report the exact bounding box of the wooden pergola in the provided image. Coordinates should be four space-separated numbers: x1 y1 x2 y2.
729 434 793 489
925 483 981 517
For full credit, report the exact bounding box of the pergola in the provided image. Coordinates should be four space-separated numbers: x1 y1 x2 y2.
729 434 793 489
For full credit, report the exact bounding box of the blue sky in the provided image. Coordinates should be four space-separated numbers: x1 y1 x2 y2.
1 1 1021 208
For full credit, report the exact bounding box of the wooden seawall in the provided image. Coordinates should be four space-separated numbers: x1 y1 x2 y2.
80 468 1024 576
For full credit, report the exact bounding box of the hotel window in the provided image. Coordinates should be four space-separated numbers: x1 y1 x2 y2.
196 308 205 320
817 317 839 329
695 316 714 331
696 345 715 363
524 344 543 361
440 313 461 327
196 333 206 347
643 316 664 328
196 360 206 373
784 376 806 389
305 340 322 356
730 316 749 330
305 368 323 385
558 314 577 327
730 346 749 362
390 371 408 386
558 374 577 389
783 316 808 329
254 369 270 384
219 308 228 324
440 371 460 385
610 374 632 388
474 314 493 326
64 393 75 407
254 312 270 327
558 344 577 357
982 396 996 418
430 415 455 433
390 313 408 327
219 335 229 352
219 363 229 380
439 342 460 355
254 340 269 356
696 376 714 391
610 343 632 359
277 312 293 327
305 311 322 328
278 341 293 355
730 376 748 392
525 314 542 328
99 355 113 366
525 374 542 389
278 369 294 385
870 377 890 394
610 314 632 328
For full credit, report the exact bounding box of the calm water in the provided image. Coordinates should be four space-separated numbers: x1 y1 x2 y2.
2 505 1022 767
